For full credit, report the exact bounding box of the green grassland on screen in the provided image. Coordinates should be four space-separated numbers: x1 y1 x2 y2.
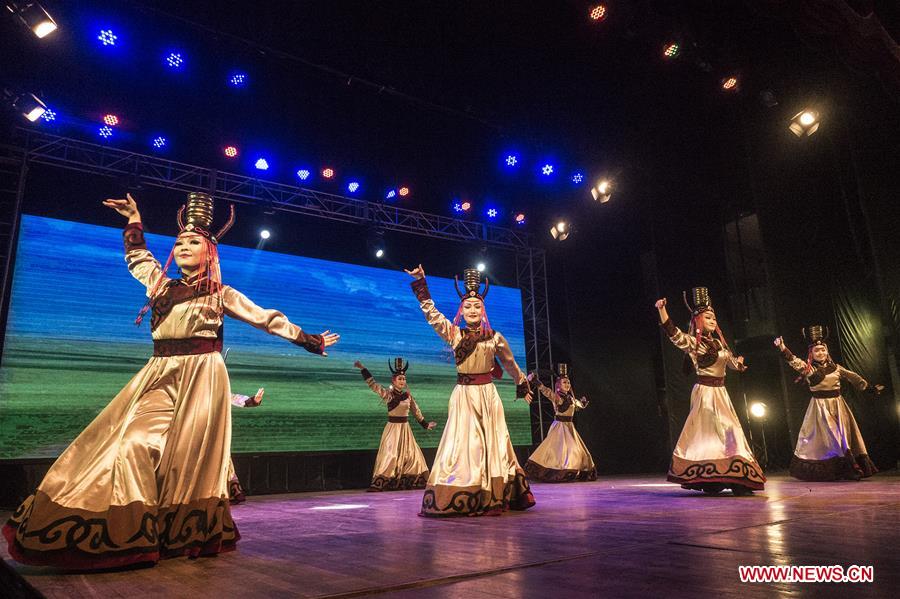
0 337 532 459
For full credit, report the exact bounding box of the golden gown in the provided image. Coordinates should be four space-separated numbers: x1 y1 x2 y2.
661 319 766 491
3 222 323 569
360 371 431 491
411 278 535 517
524 384 597 482
780 348 878 481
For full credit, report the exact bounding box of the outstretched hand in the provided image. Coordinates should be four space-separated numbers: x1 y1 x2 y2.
426 421 437 430
319 330 340 356
654 298 667 310
523 392 533 405
874 384 885 395
404 264 425 280
773 336 785 350
353 360 364 370
102 193 140 221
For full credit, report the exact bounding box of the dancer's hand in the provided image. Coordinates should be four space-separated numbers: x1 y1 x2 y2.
654 298 667 309
773 336 785 350
735 356 748 371
654 298 669 323
404 264 425 280
526 372 535 382
426 421 437 430
102 193 141 223
319 330 340 356
523 392 533 405
874 384 885 394
353 360 364 370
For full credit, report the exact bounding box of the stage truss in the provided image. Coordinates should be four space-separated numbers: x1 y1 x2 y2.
0 130 553 433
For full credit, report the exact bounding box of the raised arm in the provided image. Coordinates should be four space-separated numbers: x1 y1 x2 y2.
774 337 812 376
223 286 337 355
656 298 696 354
104 194 168 293
495 332 531 401
354 361 391 403
405 265 458 345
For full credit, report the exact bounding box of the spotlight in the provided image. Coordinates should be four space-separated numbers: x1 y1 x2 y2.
165 52 184 68
98 125 113 139
476 262 486 272
461 201 472 212
7 2 57 38
39 107 55 121
229 73 247 87
297 169 311 181
662 42 680 59
721 76 739 92
385 189 397 200
322 167 334 179
591 178 613 203
453 202 464 213
505 154 518 167
541 164 554 176
259 229 271 240
375 248 384 258
223 145 238 158
367 229 386 258
347 181 360 193
750 402 767 419
255 157 269 170
97 29 117 46
550 221 570 241
514 212 526 225
103 114 119 126
589 5 607 21
5 90 46 122
572 172 584 184
398 186 410 197
789 109 820 137
152 136 167 149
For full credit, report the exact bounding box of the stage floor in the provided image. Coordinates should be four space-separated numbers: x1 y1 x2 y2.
2 472 899 598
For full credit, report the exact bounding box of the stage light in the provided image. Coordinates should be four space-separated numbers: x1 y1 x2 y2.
515 212 526 225
296 169 311 180
750 402 767 419
7 91 47 122
663 42 680 59
166 52 184 68
97 29 117 46
229 72 247 87
572 172 584 184
505 154 518 167
375 248 384 258
721 76 739 92
550 221 570 241
347 181 360 193
453 202 464 213
103 114 119 126
476 262 486 272
39 107 55 122
322 167 334 179
98 125 113 139
386 189 397 200
461 201 472 212
7 2 57 38
591 178 613 203
223 145 238 158
368 229 386 258
789 109 820 137
260 229 271 240
398 186 410 197
255 157 269 170
541 164 554 176
152 136 166 149
589 5 607 21
486 207 498 219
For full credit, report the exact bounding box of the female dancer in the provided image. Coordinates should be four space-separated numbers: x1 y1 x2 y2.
4 192 339 569
775 326 882 480
655 289 765 495
353 358 436 491
405 265 535 516
523 364 597 482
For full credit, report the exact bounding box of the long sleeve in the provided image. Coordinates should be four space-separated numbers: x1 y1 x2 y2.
411 278 459 346
123 222 168 295
660 318 697 354
536 382 560 406
408 395 429 428
574 397 589 410
359 369 391 403
222 286 324 354
231 393 250 408
494 332 529 398
725 350 747 372
779 346 812 376
838 365 869 391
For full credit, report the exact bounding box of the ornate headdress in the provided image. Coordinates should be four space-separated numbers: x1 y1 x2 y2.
683 287 713 316
557 363 569 379
455 268 490 301
176 192 235 244
802 325 829 348
388 357 409 376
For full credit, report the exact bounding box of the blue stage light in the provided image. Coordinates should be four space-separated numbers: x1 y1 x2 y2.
152 136 167 149
386 189 397 200
166 52 183 68
229 73 247 87
348 181 360 193
541 164 554 176
40 108 56 122
453 202 464 213
505 154 518 167
296 169 311 180
98 126 113 139
255 158 269 170
486 207 499 219
97 29 117 46
572 172 584 184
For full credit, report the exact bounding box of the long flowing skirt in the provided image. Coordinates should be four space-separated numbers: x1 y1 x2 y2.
420 383 535 517
667 384 766 491
3 351 238 569
524 421 597 482
789 396 877 481
369 422 430 491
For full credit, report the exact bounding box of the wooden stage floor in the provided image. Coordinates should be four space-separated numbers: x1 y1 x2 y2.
2 472 898 598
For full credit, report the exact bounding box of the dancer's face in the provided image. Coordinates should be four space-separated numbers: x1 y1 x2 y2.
811 344 829 362
174 233 207 273
559 377 571 393
392 374 407 390
698 310 717 333
462 298 483 327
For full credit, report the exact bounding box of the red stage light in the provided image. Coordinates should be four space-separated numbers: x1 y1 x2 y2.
461 201 471 211
322 168 335 179
398 186 410 197
662 42 680 59
589 5 607 21
224 145 238 158
515 212 526 224
721 76 739 91
103 114 119 126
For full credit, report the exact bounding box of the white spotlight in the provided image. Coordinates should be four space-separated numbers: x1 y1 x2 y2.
550 221 570 241
4 90 46 122
6 2 57 38
750 402 767 419
591 179 613 203
375 248 384 258
476 262 486 272
789 109 820 137
260 229 271 240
